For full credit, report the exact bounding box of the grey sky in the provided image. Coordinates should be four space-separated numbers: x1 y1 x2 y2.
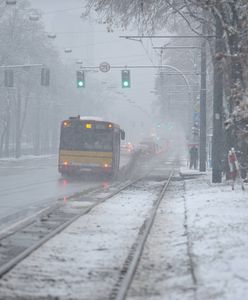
28 0 160 143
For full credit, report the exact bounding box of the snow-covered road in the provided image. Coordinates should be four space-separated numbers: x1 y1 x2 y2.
0 154 131 232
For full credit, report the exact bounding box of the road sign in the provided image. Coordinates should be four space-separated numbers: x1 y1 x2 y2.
99 62 110 73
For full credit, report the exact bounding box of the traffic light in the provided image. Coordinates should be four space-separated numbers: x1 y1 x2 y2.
121 70 130 88
4 69 14 87
41 68 50 86
76 70 85 88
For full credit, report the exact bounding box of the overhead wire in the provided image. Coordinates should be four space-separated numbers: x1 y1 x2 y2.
47 30 109 35
39 7 84 15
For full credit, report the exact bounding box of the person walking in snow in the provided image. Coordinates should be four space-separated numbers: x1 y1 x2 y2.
189 145 198 170
228 148 244 190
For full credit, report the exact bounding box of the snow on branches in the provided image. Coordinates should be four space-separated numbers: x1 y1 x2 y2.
85 0 248 145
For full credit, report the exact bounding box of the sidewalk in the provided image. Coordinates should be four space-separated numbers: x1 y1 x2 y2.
182 168 248 299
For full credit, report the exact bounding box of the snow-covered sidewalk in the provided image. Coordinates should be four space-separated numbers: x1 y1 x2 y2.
185 171 248 300
127 169 248 300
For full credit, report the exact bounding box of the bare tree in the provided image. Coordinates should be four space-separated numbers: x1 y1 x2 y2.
85 0 248 160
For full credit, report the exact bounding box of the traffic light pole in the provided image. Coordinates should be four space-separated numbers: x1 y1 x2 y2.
199 21 207 172
212 16 224 183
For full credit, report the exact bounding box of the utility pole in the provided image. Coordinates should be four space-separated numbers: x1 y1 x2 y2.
199 19 207 172
212 15 224 183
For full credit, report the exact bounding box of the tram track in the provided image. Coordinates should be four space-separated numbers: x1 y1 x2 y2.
0 181 104 236
0 154 179 300
110 169 174 300
0 171 154 279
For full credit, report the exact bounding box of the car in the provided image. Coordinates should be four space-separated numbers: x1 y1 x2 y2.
137 138 158 156
121 142 134 154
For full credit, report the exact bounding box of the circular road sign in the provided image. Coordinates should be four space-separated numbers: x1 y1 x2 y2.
99 62 111 73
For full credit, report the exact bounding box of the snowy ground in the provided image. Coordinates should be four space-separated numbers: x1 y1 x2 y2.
0 177 165 300
185 175 248 300
128 170 248 300
127 178 194 300
0 163 248 299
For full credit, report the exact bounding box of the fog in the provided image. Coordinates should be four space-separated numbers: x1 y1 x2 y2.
0 0 191 228
26 0 190 148
0 0 192 159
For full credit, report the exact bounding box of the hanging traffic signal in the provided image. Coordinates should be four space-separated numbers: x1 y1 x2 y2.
121 70 130 88
4 69 14 87
41 68 50 86
76 70 85 88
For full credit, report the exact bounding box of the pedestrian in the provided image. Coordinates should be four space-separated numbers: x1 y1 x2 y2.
189 145 198 170
228 148 244 190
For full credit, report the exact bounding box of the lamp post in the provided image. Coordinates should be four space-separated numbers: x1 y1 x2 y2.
159 63 194 141
47 33 56 39
6 0 16 5
154 43 207 171
212 16 224 183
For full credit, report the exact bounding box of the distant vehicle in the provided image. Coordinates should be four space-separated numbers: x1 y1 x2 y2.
138 138 159 156
121 142 134 154
58 116 125 177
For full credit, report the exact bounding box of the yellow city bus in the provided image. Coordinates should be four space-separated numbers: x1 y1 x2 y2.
58 116 125 177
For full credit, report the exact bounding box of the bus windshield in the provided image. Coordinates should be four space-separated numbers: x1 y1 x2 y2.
60 127 113 151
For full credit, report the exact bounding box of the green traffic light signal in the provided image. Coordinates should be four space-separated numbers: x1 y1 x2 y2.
77 80 84 88
121 70 130 88
76 70 85 88
123 80 129 87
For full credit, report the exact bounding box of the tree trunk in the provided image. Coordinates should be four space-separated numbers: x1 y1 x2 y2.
0 129 6 158
15 91 22 158
3 100 11 158
212 14 224 183
34 96 41 155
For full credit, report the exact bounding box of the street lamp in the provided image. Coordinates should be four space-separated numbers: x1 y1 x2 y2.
64 48 72 53
6 0 16 5
29 14 39 21
47 33 57 39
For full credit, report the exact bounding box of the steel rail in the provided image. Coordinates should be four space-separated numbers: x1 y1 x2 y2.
114 169 174 300
0 175 150 279
0 183 104 241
